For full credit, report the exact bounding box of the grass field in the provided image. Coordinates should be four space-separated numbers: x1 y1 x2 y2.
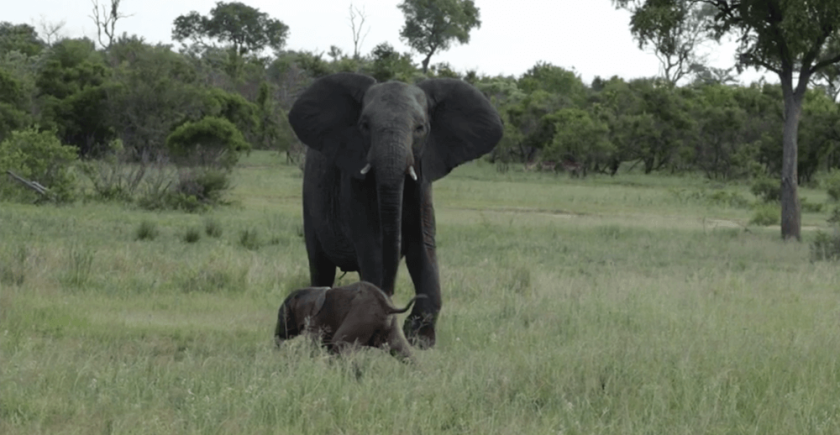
2 151 839 434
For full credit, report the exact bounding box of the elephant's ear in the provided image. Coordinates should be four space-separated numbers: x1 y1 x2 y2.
288 73 376 178
418 79 504 182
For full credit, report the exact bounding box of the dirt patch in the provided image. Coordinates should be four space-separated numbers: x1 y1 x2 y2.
453 207 585 218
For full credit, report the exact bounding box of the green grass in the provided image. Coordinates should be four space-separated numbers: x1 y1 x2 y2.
2 151 839 434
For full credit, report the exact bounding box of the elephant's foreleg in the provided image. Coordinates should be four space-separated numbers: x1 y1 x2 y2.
402 186 441 348
305 234 337 287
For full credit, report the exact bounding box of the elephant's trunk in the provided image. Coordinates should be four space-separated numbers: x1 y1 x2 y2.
372 135 411 295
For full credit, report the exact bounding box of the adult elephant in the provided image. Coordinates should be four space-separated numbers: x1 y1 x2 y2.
288 73 503 348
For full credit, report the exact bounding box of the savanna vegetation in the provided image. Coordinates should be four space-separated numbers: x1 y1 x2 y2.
2 0 840 433
3 153 840 434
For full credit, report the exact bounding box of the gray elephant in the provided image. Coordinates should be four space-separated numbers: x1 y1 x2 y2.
288 73 503 348
274 281 423 362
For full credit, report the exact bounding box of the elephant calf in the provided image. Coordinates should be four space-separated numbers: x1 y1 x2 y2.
274 281 422 362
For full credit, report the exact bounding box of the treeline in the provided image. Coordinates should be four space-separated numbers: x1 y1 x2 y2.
3 5 840 196
485 63 840 183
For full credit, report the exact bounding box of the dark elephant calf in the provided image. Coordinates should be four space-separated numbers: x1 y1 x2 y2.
274 281 422 362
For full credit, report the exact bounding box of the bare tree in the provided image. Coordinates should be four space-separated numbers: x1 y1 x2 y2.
36 16 66 45
348 4 370 59
90 0 131 49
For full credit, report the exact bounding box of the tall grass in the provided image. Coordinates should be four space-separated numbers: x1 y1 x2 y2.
1 152 838 434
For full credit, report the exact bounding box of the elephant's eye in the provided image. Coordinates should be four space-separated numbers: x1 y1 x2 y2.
415 124 425 134
359 121 370 132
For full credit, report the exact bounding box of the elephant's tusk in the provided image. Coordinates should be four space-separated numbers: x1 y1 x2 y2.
408 166 418 181
360 163 371 175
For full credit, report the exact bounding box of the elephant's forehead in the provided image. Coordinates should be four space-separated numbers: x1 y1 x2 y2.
363 82 427 115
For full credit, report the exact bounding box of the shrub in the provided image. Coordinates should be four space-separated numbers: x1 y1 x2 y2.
800 197 824 213
239 228 261 250
136 168 231 213
749 204 780 226
205 218 223 238
706 190 749 208
810 229 840 261
182 228 201 243
0 127 78 202
668 188 749 208
77 141 154 202
823 171 840 203
750 177 780 203
166 116 250 169
828 206 840 225
175 168 230 204
135 220 159 241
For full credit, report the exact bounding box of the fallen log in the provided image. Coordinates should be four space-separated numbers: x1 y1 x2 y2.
6 170 52 198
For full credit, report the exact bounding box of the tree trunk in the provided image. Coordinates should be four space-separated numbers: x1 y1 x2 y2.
421 55 431 74
780 78 804 241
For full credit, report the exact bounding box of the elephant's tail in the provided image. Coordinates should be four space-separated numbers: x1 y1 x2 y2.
388 294 427 315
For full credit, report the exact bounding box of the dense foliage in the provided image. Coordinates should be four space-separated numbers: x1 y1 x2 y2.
1 1 839 213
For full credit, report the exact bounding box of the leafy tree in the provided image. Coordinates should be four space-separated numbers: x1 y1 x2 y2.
691 83 749 179
0 69 31 142
173 1 289 57
508 90 570 160
731 83 783 177
368 42 415 82
104 37 204 156
594 78 693 174
0 23 44 57
36 38 115 155
594 84 644 173
397 0 481 73
798 89 840 182
812 62 840 101
518 62 588 106
430 62 460 78
267 52 316 109
617 0 713 85
202 87 259 141
544 108 613 170
614 0 840 240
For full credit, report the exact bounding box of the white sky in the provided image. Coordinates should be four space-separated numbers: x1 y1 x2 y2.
6 0 770 86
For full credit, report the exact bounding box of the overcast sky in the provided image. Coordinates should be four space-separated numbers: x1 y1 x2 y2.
7 0 769 85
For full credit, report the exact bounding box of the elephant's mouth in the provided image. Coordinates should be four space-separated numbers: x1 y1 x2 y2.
360 163 418 181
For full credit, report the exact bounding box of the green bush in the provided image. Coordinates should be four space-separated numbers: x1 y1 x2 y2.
823 171 840 203
749 204 780 226
828 206 840 225
204 218 223 238
182 227 201 244
135 220 159 241
136 168 231 213
77 139 146 202
800 197 824 213
166 116 250 169
750 177 780 203
239 228 261 250
706 189 750 208
810 229 840 261
0 127 78 202
176 168 230 204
